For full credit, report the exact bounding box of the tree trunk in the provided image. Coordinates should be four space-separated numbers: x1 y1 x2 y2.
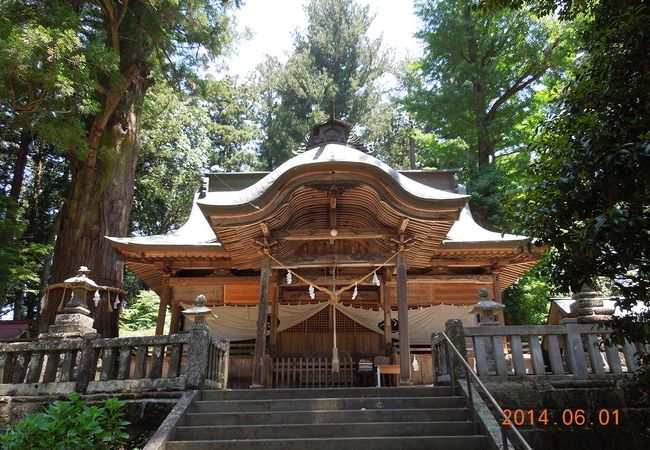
464 1 492 170
47 82 145 337
9 130 32 203
477 123 494 169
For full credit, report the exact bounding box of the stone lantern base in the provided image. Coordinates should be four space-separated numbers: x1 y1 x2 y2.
40 312 97 338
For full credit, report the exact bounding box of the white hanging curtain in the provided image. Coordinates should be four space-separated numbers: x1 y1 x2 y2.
401 304 475 344
183 301 474 344
335 303 475 344
182 301 329 341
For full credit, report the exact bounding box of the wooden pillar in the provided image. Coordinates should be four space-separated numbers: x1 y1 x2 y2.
155 273 170 336
493 271 503 324
269 278 280 357
251 252 271 388
381 267 393 355
169 300 181 335
396 251 412 384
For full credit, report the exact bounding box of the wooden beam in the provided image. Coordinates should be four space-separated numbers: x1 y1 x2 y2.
280 274 379 287
430 258 496 267
396 251 411 384
399 218 409 236
169 276 259 287
281 290 378 302
251 253 271 388
271 228 392 242
382 267 393 355
260 222 270 240
269 280 280 357
154 260 233 270
273 253 397 269
493 272 503 324
169 301 181 335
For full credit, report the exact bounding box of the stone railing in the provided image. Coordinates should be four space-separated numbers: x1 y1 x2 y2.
205 336 229 389
0 331 229 396
433 321 645 381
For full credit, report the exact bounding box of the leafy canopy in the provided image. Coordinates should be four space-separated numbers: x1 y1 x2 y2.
405 0 574 169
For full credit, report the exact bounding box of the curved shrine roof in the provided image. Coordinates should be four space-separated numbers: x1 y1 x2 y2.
106 193 223 252
196 143 469 226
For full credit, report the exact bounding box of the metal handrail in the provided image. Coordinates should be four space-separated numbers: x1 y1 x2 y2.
433 331 534 450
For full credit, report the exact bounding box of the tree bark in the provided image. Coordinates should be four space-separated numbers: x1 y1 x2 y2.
47 81 145 337
9 130 32 203
477 122 494 169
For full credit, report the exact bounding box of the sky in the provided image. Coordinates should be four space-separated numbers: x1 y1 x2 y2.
221 0 423 78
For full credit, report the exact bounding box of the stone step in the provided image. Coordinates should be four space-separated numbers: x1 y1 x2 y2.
200 386 453 401
175 421 476 440
192 396 465 413
184 407 471 426
166 435 488 450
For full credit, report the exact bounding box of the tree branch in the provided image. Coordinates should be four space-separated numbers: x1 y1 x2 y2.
485 39 561 123
88 64 140 149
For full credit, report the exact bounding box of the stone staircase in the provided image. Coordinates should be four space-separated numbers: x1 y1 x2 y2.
164 386 489 449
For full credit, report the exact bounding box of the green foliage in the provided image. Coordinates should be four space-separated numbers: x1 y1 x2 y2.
0 393 128 450
519 0 650 342
0 195 23 309
120 290 161 332
0 1 97 157
132 75 260 236
503 258 556 325
405 0 575 169
414 131 470 171
255 0 390 168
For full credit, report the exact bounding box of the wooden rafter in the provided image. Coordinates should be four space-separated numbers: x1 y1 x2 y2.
398 218 410 237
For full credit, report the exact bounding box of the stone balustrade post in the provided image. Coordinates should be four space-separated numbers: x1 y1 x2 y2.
445 319 467 379
183 295 211 390
75 334 98 393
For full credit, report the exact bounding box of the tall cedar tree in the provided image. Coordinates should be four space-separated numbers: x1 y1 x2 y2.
0 1 235 336
258 0 388 168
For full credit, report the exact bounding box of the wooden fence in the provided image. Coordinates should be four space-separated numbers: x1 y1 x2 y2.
272 356 356 388
0 329 229 395
433 323 645 381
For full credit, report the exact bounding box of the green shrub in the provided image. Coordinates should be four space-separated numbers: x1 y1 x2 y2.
0 392 129 450
121 289 161 332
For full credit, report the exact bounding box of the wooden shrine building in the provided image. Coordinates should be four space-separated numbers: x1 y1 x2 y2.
107 114 541 386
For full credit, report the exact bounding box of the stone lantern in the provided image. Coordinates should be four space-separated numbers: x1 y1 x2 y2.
42 266 98 338
182 294 213 389
471 287 505 326
182 294 212 329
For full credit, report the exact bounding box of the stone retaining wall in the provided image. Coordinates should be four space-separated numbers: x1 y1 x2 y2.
484 379 650 449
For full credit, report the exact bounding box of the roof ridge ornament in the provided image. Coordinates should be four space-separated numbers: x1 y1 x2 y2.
296 99 371 154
